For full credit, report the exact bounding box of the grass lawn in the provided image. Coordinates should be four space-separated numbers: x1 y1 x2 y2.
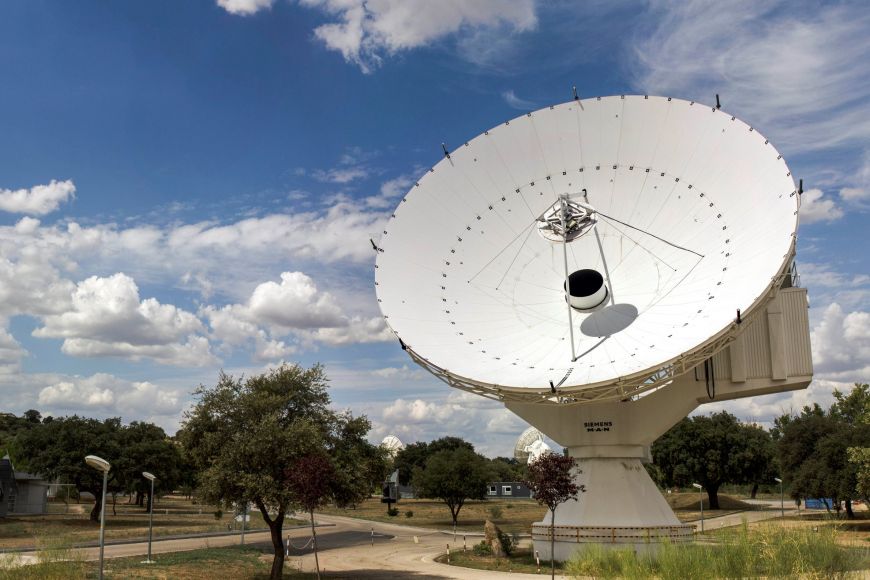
0 495 305 549
0 545 318 579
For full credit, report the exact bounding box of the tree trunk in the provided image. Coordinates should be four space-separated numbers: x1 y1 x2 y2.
89 487 102 522
268 512 286 580
91 493 103 522
255 498 286 580
310 510 321 580
112 492 117 516
146 491 152 512
706 485 721 510
845 499 855 519
750 483 759 499
135 491 143 506
550 508 556 580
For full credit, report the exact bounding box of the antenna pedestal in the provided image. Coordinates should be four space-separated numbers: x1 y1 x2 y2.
506 288 813 559
507 375 700 558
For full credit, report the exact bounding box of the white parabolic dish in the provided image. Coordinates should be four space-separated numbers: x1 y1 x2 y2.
375 95 799 400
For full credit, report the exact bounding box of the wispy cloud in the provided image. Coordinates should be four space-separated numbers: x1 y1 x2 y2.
296 0 538 73
501 89 535 110
632 1 870 156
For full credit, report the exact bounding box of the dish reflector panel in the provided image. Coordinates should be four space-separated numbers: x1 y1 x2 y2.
376 96 798 393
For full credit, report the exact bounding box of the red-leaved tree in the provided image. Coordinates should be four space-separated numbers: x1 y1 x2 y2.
524 452 584 579
286 454 336 580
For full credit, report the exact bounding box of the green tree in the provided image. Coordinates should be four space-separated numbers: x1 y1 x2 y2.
180 364 384 580
115 422 183 511
393 436 473 486
652 412 774 509
15 416 124 521
412 447 490 527
778 384 870 518
490 456 528 482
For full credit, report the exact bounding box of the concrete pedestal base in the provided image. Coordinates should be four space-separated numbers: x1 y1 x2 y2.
531 457 693 561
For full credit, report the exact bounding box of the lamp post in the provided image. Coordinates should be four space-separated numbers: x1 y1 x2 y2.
142 472 156 564
774 477 784 518
692 483 704 533
85 455 111 580
240 502 247 545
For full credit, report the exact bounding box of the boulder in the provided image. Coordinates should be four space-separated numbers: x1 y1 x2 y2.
483 519 505 557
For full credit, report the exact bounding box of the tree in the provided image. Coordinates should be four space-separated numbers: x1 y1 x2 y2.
847 447 870 502
393 436 473 486
115 422 183 511
286 454 334 580
524 452 582 580
412 447 490 527
15 416 123 521
490 456 528 482
778 384 870 518
652 412 774 509
180 364 384 580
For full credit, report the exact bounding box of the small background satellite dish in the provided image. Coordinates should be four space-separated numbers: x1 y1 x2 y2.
514 427 550 464
380 435 405 458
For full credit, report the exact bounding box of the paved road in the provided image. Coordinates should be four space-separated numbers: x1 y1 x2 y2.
279 513 566 579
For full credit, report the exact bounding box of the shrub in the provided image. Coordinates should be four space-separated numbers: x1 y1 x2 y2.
488 505 503 520
472 541 492 556
387 507 399 516
497 530 514 556
404 510 414 518
213 509 223 520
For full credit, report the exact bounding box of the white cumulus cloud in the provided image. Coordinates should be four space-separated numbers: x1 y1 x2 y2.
34 273 215 367
217 0 274 16
810 302 870 380
799 188 844 224
0 180 75 215
38 373 183 417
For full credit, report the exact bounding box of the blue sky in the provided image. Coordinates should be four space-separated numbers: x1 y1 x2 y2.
0 0 867 456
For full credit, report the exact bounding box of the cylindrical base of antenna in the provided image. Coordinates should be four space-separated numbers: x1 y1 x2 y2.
531 456 694 561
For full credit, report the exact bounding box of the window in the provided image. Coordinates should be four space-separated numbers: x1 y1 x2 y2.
502 485 512 496
488 485 497 496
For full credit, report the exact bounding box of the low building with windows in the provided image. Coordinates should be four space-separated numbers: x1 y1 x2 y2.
486 481 532 499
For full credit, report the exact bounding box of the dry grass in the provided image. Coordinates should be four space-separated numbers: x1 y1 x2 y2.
0 495 290 549
721 512 870 547
0 545 317 579
323 493 758 532
321 497 545 533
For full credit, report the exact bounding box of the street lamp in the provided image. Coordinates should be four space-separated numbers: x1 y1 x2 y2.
240 502 247 545
85 455 111 580
774 477 784 518
692 483 704 533
142 472 157 564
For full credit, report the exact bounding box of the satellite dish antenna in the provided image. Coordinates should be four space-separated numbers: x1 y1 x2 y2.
513 427 546 464
376 95 813 559
380 435 405 458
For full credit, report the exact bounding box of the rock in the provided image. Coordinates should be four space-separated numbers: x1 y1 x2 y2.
484 519 505 557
